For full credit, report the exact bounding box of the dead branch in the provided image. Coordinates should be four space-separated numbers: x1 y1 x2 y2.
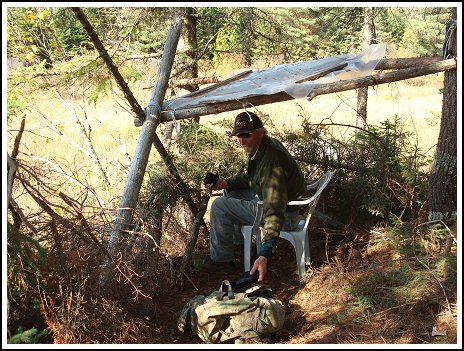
306 58 456 101
7 154 18 204
55 91 110 188
8 197 38 234
7 116 26 202
26 154 88 190
374 56 443 70
71 7 146 120
176 191 211 288
171 76 221 88
58 191 104 248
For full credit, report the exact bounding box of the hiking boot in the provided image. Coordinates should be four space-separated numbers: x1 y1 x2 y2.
194 257 236 273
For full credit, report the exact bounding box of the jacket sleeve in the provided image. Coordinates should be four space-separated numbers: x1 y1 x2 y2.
258 156 290 257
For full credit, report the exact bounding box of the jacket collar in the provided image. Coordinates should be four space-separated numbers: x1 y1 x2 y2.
249 135 269 161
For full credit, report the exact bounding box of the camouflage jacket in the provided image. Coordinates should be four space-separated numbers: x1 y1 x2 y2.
227 135 306 256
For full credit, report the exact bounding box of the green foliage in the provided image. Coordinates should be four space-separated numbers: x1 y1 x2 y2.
87 73 114 106
177 120 246 186
7 223 48 341
347 117 430 219
278 113 431 223
7 223 47 295
309 7 365 57
88 62 141 105
8 327 48 344
140 162 182 221
254 7 323 62
7 7 60 66
375 8 407 47
7 223 47 293
7 6 451 71
350 262 418 310
196 7 229 61
126 8 172 54
57 57 142 106
7 90 28 118
388 215 456 258
50 7 93 56
348 218 457 320
401 7 449 57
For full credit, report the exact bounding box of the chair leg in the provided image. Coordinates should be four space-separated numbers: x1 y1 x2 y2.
280 231 306 281
242 226 253 271
294 238 306 282
304 231 311 266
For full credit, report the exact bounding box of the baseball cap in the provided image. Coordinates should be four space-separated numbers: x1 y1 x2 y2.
230 112 264 136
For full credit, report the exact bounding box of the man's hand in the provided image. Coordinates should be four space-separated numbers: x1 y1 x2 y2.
250 256 268 282
204 172 227 191
203 172 219 186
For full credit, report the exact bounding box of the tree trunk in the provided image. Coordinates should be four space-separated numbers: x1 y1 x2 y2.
427 7 457 222
177 8 201 123
356 7 374 128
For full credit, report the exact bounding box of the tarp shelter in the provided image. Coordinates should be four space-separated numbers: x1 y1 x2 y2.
159 43 386 122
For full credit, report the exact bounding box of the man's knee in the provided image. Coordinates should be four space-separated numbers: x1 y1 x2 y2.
211 196 228 214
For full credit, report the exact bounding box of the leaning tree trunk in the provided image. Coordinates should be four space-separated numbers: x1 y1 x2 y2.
72 8 187 288
356 7 374 128
427 7 457 222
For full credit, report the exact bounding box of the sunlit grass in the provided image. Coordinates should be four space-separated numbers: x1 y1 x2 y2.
7 61 444 216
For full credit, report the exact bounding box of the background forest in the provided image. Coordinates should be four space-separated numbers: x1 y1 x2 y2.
5 5 459 345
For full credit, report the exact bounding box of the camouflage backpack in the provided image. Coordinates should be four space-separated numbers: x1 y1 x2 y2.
178 280 286 344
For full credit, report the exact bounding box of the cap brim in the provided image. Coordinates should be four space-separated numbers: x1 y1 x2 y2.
230 129 254 136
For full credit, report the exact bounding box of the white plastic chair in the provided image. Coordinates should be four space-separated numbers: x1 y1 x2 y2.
242 170 332 281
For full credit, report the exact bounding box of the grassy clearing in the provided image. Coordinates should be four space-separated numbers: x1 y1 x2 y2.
8 63 443 184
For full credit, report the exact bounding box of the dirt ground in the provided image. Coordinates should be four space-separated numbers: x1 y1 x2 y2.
103 222 458 346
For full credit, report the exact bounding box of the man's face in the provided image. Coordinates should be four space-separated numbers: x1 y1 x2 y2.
236 130 264 154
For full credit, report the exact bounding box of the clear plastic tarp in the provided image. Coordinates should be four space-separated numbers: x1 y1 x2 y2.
163 43 386 111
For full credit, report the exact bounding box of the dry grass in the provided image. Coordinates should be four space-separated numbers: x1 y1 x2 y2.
7 68 444 218
33 220 457 345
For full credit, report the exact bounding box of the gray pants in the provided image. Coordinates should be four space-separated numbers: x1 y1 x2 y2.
209 189 300 262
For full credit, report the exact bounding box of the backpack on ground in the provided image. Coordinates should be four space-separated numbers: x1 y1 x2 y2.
178 279 286 344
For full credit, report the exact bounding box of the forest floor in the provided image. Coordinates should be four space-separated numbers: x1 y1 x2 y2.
71 219 456 346
8 213 457 346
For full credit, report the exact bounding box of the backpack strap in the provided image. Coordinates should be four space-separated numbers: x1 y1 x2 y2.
216 280 235 301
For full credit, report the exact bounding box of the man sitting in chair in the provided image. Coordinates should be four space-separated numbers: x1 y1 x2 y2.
202 111 307 282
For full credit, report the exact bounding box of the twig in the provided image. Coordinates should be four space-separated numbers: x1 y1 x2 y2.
8 198 38 234
414 255 453 319
415 220 457 245
370 301 416 316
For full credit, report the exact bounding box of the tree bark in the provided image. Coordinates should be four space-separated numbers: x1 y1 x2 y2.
356 7 374 129
427 8 457 222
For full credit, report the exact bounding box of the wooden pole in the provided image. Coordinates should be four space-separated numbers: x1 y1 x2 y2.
100 10 184 287
108 11 183 251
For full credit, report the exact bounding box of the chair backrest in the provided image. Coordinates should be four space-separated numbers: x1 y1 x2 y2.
288 170 332 232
